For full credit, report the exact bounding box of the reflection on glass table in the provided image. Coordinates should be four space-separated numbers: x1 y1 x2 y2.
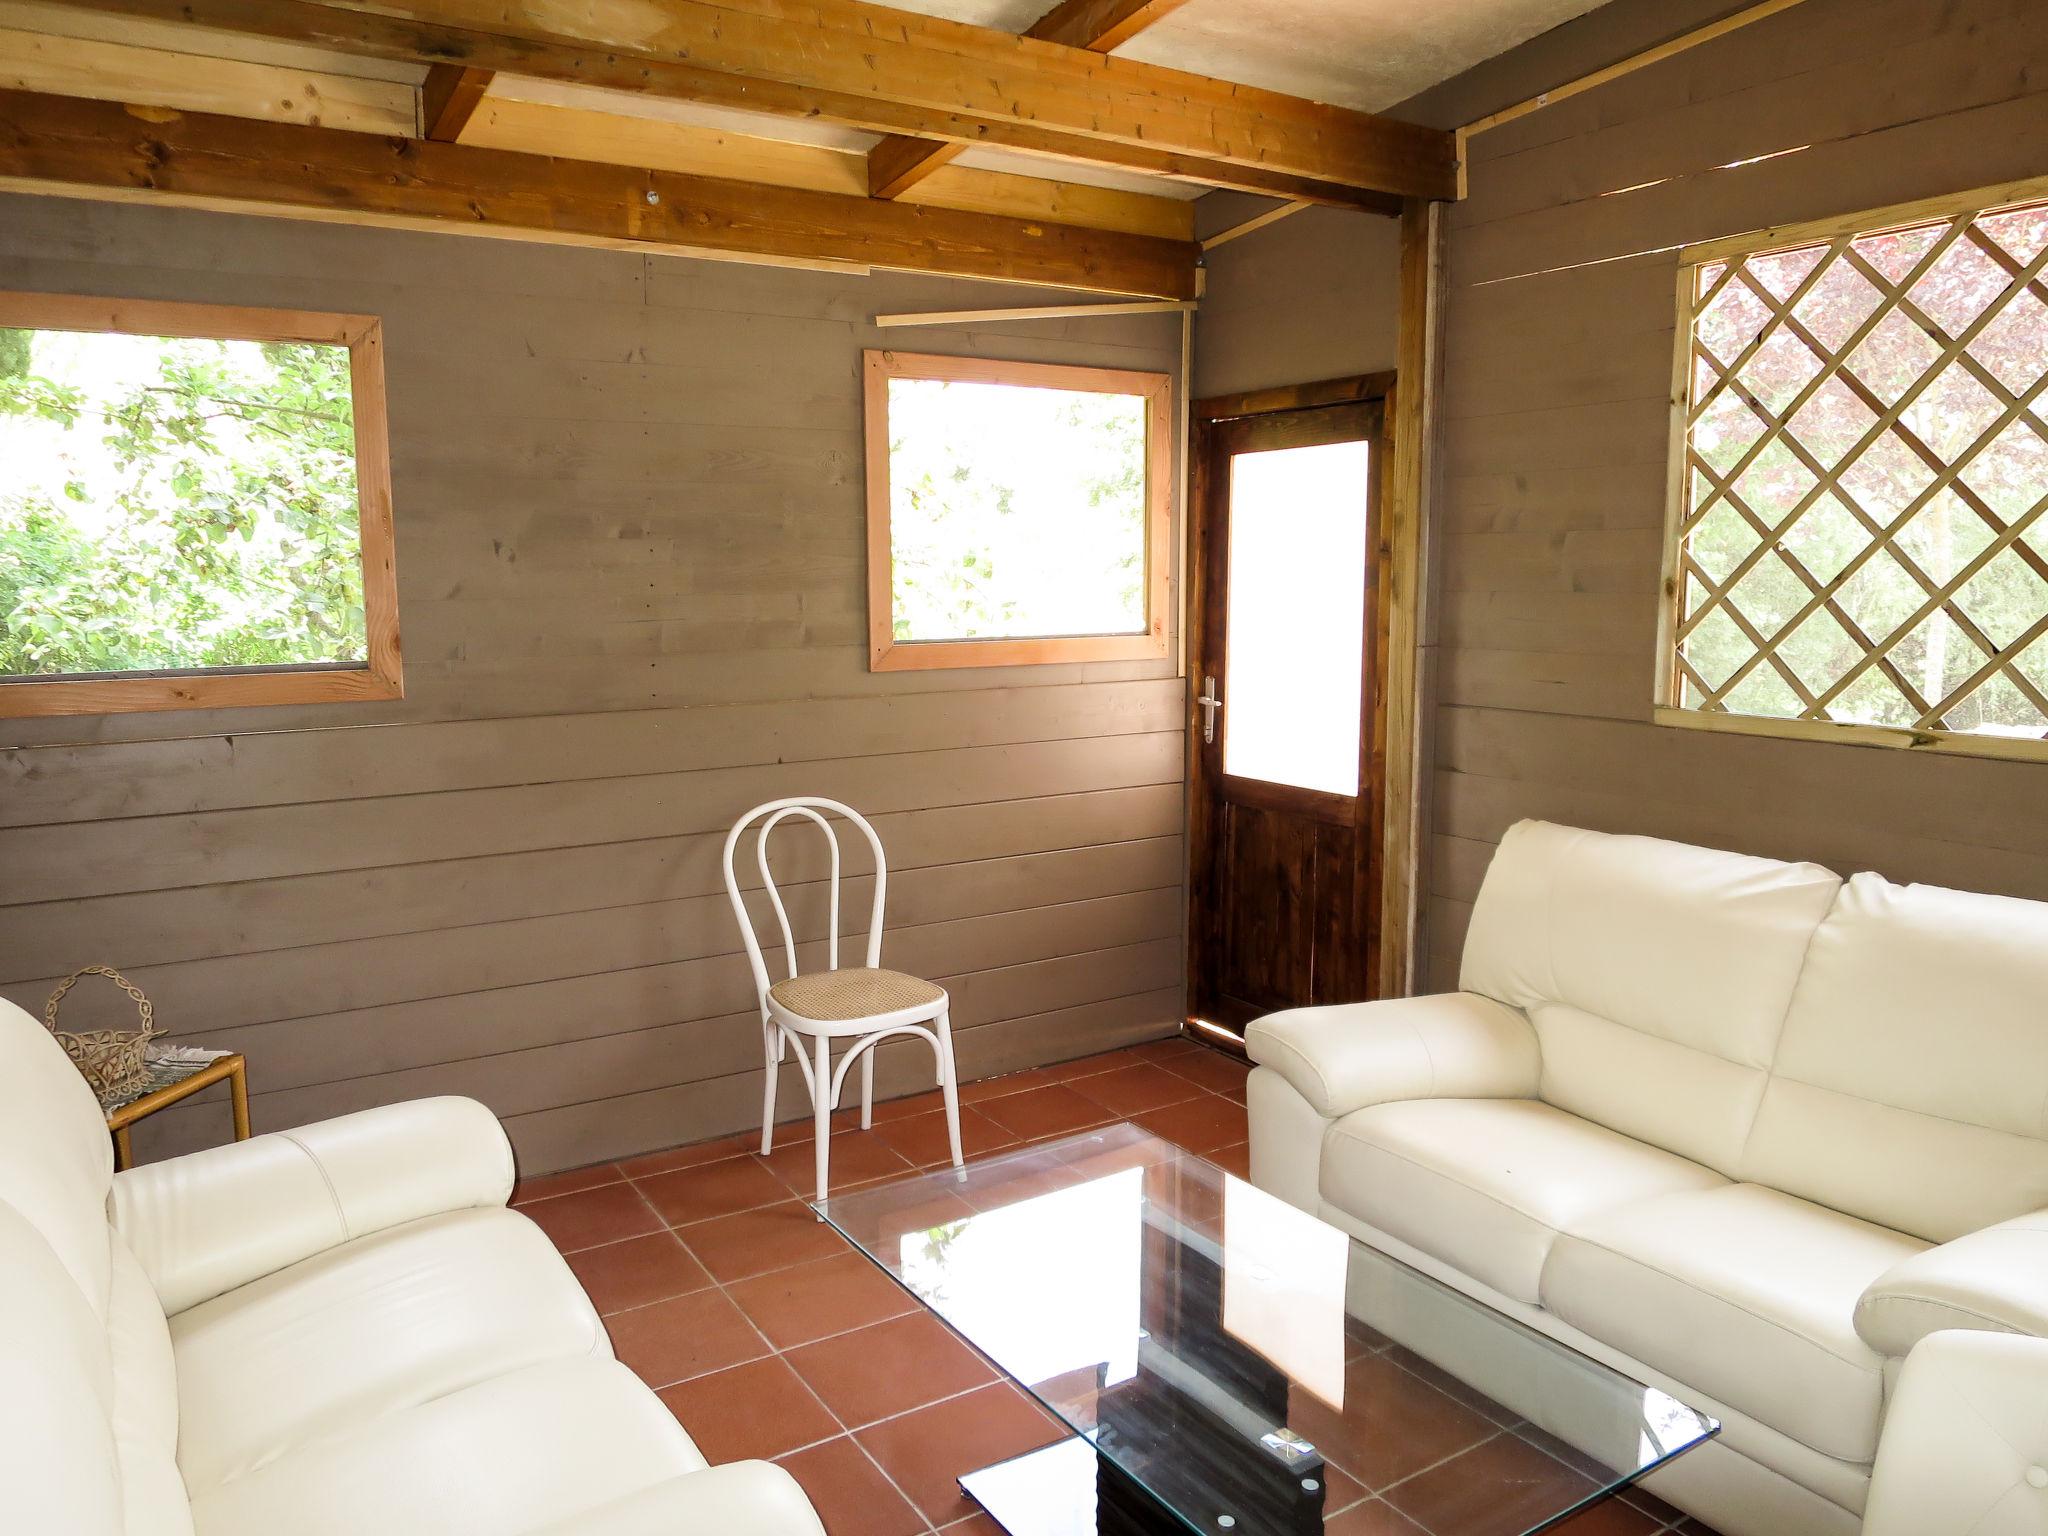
818 1123 1717 1536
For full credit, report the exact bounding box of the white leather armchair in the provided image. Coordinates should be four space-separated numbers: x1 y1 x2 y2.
0 998 827 1536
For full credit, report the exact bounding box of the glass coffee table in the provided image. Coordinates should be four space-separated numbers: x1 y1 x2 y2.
818 1122 1717 1536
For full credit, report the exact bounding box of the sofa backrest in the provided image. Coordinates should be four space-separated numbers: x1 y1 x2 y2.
1461 820 1842 1175
0 998 190 1536
1744 873 2048 1244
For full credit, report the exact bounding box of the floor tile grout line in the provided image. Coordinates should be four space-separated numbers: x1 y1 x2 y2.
533 1043 1250 1529
769 1373 1006 1463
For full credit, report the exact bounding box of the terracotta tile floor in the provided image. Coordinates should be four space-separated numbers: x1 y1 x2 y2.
512 1036 1716 1536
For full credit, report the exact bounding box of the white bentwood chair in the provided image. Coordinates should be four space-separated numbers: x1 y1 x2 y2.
722 797 963 1203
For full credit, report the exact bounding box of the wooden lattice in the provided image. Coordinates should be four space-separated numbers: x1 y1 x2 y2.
1666 186 2048 750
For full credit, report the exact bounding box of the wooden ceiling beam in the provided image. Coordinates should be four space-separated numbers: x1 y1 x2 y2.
418 61 489 141
41 0 1451 205
867 0 1194 200
0 87 1201 298
1029 0 1198 53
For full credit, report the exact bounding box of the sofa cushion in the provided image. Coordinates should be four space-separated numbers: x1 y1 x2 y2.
1541 1183 1925 1463
174 1206 607 1493
1321 1098 1726 1303
1744 873 2048 1243
190 1357 706 1536
1459 820 1840 1174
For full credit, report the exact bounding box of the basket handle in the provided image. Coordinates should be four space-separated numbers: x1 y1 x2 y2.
44 966 155 1034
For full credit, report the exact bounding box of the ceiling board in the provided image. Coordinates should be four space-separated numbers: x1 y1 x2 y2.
490 75 1206 201
1121 0 1612 111
953 145 1205 199
880 0 1613 113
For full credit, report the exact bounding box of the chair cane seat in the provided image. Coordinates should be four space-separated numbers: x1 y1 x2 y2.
769 967 945 1022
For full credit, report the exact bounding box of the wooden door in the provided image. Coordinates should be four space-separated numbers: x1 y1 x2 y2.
1187 395 1386 1031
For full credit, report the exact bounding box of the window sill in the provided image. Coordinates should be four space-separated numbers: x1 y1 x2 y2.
0 663 404 719
1652 705 2048 765
870 629 1169 672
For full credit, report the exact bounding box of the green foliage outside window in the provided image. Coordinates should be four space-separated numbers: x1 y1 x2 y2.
0 326 367 678
1676 199 2048 741
887 376 1148 643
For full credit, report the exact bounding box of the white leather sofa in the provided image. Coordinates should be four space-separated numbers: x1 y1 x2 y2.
0 999 826 1536
1247 820 2048 1536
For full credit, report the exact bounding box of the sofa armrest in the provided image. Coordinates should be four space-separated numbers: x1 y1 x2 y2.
1864 1329 2048 1536
524 1463 826 1536
1854 1208 2048 1358
1245 992 1539 1120
111 1095 515 1315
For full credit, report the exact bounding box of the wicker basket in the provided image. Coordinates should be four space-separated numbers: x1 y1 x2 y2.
45 967 160 1104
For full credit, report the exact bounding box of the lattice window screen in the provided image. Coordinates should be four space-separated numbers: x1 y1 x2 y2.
1665 190 2048 752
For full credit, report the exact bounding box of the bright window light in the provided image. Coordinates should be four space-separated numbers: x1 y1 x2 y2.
1222 439 1372 795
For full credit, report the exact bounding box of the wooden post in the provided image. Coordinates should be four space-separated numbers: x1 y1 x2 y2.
1378 197 1444 1000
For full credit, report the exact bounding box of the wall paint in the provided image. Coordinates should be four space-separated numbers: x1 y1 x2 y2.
0 195 1188 1173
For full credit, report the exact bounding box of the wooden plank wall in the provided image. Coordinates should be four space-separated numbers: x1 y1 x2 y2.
1191 191 1400 398
0 194 1189 1173
1397 0 2048 988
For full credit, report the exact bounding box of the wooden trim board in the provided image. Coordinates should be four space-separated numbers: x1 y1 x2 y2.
1462 0 1815 138
863 349 1174 673
1377 200 1444 1000
1193 372 1397 422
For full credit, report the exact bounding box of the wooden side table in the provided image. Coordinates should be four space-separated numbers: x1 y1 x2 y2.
106 1053 251 1171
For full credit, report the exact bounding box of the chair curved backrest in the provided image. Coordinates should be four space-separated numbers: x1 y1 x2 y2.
722 797 888 1009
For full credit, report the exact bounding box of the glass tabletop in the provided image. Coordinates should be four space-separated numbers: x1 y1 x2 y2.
817 1123 1716 1536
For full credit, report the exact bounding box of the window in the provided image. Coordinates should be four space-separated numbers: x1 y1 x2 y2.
1658 180 2048 759
863 349 1171 671
0 293 399 717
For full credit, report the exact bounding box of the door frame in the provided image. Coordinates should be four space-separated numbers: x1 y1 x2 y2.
1185 373 1396 1034
1178 197 1443 1047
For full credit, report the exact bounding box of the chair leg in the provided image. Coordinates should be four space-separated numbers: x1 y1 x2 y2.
760 1021 780 1155
936 1009 964 1172
860 1045 875 1130
813 1034 833 1207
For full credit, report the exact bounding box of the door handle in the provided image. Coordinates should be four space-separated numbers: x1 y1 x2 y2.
1195 676 1222 745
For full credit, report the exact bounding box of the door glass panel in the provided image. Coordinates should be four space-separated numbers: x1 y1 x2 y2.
1222 439 1371 794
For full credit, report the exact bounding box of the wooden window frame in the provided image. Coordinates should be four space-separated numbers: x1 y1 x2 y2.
0 291 401 718
863 348 1172 672
1654 174 2048 764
